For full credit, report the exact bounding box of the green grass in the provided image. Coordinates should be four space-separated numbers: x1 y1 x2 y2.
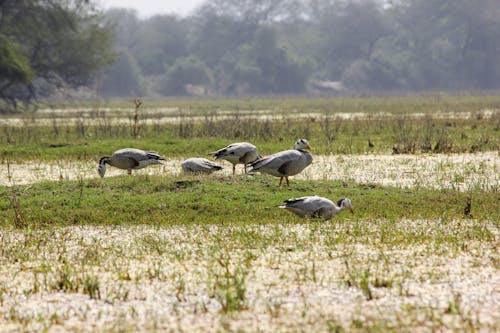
1 175 498 230
1 175 497 332
1 115 498 162
32 94 500 114
1 95 499 161
1 95 499 332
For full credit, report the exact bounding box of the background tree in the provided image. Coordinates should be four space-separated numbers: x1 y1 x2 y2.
314 0 390 80
130 15 189 76
100 52 145 97
156 57 213 96
0 0 116 111
99 0 500 96
6 0 498 100
235 27 311 94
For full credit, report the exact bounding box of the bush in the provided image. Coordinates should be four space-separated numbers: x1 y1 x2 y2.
101 51 145 97
156 57 213 96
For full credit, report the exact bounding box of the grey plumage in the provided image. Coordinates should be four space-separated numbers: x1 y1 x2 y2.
97 148 165 178
248 139 312 186
278 196 354 220
181 157 223 174
209 142 260 175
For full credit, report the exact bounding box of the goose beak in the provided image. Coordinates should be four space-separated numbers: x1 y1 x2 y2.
307 144 312 150
349 207 354 214
97 165 106 178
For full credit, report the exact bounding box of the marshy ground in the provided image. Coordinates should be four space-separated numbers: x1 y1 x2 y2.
1 221 498 332
2 152 498 191
0 96 499 332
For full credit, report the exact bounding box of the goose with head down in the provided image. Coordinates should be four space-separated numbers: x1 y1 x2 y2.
208 142 260 175
247 139 312 187
97 148 165 178
181 157 223 174
278 196 354 220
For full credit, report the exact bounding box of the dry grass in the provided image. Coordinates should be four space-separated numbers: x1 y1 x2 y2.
0 221 498 332
1 97 498 332
2 152 498 191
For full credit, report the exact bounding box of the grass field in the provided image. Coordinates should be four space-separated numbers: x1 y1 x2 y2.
1 95 499 161
0 96 499 332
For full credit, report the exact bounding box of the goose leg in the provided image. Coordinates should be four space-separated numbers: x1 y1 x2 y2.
279 177 283 186
127 169 132 175
232 165 236 176
286 177 290 187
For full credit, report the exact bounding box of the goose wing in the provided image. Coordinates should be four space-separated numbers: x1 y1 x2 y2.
249 150 304 175
182 158 222 172
250 150 301 169
113 148 165 169
209 142 256 161
282 196 333 211
279 196 334 218
144 151 165 161
114 148 164 162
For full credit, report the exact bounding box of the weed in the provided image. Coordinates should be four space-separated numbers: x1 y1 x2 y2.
132 98 142 139
83 275 101 300
209 249 250 313
53 261 78 293
325 319 346 333
6 160 26 228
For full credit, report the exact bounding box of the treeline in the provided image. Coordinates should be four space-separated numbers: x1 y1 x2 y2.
102 0 500 97
1 0 499 110
0 0 115 110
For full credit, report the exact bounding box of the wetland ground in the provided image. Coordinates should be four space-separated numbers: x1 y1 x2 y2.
0 96 499 332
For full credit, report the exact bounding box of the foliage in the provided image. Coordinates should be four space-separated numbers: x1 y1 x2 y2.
101 51 145 97
1 95 498 161
235 27 311 94
0 0 116 110
99 0 500 97
0 176 498 227
315 0 389 79
105 9 189 76
156 57 213 96
0 35 34 85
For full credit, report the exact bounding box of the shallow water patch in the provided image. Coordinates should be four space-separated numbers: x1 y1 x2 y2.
2 152 497 191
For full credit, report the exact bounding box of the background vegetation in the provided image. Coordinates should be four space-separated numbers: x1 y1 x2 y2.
2 0 500 112
1 175 498 227
100 0 500 97
1 96 499 162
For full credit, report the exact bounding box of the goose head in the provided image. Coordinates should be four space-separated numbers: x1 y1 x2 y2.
294 139 312 151
337 198 354 214
97 157 109 178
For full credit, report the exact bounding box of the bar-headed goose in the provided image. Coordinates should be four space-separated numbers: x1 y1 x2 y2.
209 142 260 175
181 157 223 174
248 139 312 186
97 148 165 178
278 196 353 220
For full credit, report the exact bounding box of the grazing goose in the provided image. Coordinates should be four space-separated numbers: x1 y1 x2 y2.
209 142 260 175
278 196 354 220
97 148 165 178
181 157 223 174
248 139 312 186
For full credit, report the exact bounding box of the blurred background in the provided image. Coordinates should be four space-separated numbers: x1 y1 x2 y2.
1 0 499 109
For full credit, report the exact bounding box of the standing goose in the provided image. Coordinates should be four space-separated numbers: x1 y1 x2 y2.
248 139 312 187
278 196 354 220
208 142 260 175
97 148 165 178
181 157 223 174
